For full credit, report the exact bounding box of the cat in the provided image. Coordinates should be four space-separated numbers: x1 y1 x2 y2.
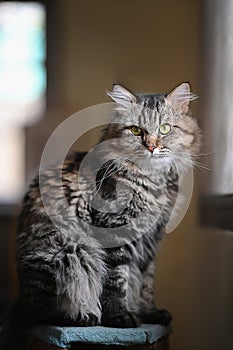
0 82 201 350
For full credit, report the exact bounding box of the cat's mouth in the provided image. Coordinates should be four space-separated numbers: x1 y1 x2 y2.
144 148 170 158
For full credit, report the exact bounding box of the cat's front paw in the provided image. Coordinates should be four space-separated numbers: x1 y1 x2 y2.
141 307 172 326
102 311 141 328
58 314 99 327
77 314 99 327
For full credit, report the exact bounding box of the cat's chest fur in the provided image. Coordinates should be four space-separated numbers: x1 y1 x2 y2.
73 159 178 233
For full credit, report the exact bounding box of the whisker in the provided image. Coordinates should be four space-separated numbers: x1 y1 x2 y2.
92 154 140 198
169 153 212 171
187 150 223 158
173 146 233 158
190 161 212 171
78 154 132 187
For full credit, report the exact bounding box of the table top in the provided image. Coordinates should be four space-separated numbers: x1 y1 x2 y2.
27 323 172 348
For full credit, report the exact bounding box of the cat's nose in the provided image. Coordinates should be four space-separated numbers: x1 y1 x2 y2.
147 146 155 153
147 144 165 153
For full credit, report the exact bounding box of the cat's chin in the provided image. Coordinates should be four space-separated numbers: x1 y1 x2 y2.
144 151 172 165
151 156 173 169
140 155 173 174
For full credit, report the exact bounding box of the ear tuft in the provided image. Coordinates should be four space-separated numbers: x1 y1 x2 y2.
166 82 196 114
107 84 136 106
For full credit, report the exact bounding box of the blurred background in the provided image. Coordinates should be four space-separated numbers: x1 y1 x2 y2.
0 0 233 349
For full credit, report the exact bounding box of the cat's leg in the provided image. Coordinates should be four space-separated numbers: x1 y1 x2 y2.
101 264 141 328
139 260 172 325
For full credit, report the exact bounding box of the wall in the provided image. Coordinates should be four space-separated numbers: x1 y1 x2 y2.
60 0 200 107
19 1 233 350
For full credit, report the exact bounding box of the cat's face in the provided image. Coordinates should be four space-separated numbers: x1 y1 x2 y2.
105 83 201 172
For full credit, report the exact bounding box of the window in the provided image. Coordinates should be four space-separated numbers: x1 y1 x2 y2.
201 0 233 229
0 1 46 203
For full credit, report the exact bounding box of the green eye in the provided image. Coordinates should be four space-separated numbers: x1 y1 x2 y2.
159 123 171 135
131 126 142 136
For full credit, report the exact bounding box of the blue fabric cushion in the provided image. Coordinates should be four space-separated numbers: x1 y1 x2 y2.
27 323 172 348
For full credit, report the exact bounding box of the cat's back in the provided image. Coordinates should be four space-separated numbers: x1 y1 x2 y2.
17 152 87 244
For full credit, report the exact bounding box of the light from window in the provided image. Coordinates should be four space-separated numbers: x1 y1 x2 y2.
0 2 46 203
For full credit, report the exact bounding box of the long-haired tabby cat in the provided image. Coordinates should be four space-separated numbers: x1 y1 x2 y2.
0 83 201 350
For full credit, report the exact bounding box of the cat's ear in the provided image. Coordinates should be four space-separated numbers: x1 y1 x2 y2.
166 82 193 114
107 84 136 106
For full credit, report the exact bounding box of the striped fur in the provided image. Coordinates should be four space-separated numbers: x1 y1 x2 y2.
0 83 201 349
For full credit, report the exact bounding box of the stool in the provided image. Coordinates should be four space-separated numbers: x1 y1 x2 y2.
25 324 171 350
